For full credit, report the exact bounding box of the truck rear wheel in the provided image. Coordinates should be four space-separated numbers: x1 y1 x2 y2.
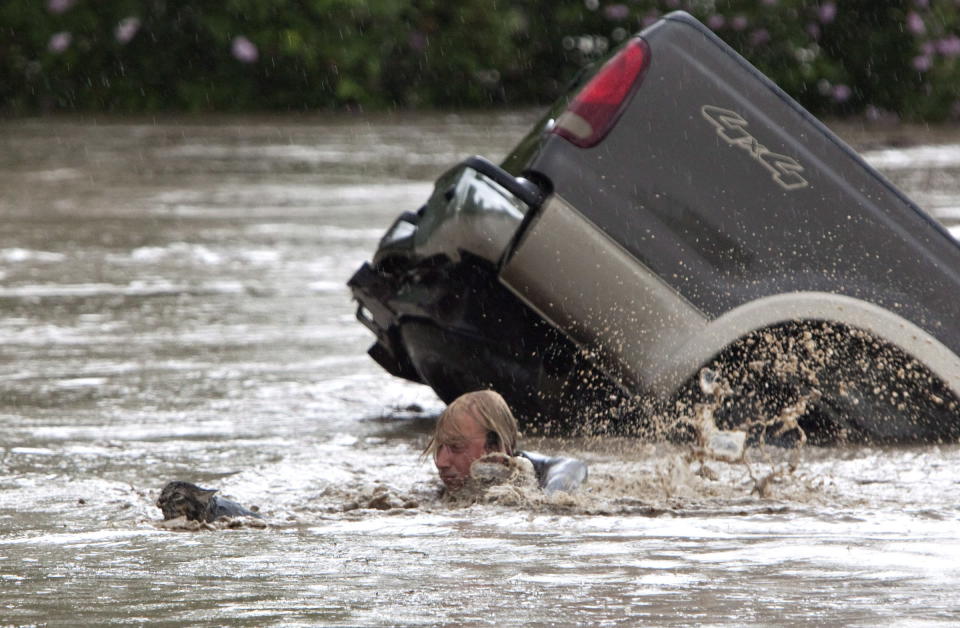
673 321 960 445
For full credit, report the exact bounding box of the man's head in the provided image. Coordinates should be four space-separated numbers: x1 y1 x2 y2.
424 390 519 490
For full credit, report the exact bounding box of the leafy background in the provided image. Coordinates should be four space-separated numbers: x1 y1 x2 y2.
3 0 960 120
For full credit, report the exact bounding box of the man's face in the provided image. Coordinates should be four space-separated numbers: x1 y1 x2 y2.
434 410 490 491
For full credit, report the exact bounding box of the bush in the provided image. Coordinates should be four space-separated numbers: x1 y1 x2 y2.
2 0 959 120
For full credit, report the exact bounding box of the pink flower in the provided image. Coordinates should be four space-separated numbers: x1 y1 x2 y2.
731 15 748 31
749 29 771 46
906 12 926 36
115 17 141 44
912 54 933 71
603 4 629 20
47 0 75 14
818 2 837 23
937 35 960 57
707 14 725 30
231 36 258 63
832 84 851 102
806 22 821 39
47 32 72 53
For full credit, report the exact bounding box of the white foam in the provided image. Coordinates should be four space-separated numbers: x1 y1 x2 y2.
55 378 108 388
0 280 246 298
863 143 960 170
0 248 67 263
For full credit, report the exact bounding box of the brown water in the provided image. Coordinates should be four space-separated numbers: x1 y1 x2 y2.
2 113 960 626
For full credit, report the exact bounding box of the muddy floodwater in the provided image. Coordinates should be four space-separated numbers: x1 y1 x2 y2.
3 113 960 626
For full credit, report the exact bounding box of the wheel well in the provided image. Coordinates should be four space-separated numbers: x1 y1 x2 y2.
671 320 960 444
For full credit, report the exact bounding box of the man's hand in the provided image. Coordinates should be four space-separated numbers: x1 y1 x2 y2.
479 452 511 466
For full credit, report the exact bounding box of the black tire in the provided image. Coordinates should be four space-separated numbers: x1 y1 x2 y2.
672 321 960 445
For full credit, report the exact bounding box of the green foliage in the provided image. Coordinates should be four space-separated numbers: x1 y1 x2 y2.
2 0 960 119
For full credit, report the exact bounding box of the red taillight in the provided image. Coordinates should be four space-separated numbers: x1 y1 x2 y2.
552 38 651 148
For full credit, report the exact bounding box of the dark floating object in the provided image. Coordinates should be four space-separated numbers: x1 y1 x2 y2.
157 481 262 522
349 11 960 443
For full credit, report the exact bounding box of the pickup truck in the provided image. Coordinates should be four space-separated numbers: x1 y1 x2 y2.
349 11 960 443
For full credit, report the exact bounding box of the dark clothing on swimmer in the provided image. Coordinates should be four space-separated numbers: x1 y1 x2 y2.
157 480 262 522
519 451 588 494
207 494 262 521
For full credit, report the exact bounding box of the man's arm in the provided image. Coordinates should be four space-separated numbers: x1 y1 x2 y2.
519 451 588 493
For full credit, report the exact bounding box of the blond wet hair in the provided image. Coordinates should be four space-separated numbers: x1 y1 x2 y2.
423 390 519 459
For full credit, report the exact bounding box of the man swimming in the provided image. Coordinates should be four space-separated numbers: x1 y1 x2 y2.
423 390 587 494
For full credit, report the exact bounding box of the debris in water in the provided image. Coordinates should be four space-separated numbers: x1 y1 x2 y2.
692 367 747 462
705 429 747 463
155 515 267 532
339 483 421 512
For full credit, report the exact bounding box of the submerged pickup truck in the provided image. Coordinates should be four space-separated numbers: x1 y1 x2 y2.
349 11 960 443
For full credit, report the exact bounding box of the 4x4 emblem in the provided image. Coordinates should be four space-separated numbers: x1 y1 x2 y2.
701 105 809 191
